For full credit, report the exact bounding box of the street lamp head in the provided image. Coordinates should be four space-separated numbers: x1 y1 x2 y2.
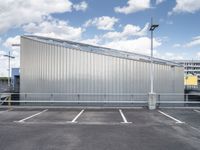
149 24 159 31
12 44 20 47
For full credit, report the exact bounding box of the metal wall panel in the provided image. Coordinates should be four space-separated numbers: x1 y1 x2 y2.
20 37 184 102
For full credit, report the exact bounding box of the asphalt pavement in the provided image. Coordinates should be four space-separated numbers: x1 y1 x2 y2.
0 107 199 150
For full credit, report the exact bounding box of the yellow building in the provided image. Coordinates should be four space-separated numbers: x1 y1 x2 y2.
184 75 198 86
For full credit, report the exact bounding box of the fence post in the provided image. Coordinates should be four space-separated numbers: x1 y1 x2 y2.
131 95 134 104
51 93 53 104
157 94 160 108
77 94 80 104
185 94 188 107
104 94 106 104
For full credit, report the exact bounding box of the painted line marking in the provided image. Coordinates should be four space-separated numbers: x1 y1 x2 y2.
14 121 125 125
189 125 200 133
71 109 84 123
0 109 12 114
119 109 132 124
15 109 48 123
158 110 184 124
194 109 200 113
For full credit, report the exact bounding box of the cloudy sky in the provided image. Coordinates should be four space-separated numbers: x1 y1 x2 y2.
0 0 200 76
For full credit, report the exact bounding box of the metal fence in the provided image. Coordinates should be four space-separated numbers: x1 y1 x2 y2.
0 93 148 107
157 93 200 107
0 93 200 108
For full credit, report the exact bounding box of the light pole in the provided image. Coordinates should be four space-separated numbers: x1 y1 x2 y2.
3 51 15 91
148 17 159 110
149 18 159 94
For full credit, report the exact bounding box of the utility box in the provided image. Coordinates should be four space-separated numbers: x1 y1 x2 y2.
148 93 157 110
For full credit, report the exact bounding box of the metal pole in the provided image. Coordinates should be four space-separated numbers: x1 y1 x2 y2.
3 51 15 92
8 51 10 88
150 18 154 94
148 17 159 110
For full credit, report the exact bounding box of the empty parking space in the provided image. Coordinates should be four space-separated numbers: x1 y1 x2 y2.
23 109 82 123
123 109 176 125
0 108 43 123
194 109 200 113
76 109 123 124
160 109 200 130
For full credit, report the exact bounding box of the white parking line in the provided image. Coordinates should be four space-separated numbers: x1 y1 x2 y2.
194 109 200 113
71 109 84 123
16 109 48 123
189 125 200 133
0 109 12 114
119 109 132 124
158 110 184 124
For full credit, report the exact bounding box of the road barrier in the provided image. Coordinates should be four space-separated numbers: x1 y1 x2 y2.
0 93 200 108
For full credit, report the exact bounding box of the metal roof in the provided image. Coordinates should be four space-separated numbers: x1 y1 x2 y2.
22 35 182 67
175 60 200 63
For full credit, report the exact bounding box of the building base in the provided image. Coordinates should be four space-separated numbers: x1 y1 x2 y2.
148 93 157 110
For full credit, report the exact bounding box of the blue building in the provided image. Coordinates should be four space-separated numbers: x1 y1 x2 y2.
11 68 20 92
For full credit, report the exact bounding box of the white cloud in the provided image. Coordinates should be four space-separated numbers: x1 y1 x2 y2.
197 52 200 58
171 36 200 48
3 35 20 59
0 35 20 77
103 23 149 40
114 0 150 14
84 16 119 30
104 37 161 55
80 36 101 46
156 52 184 60
185 36 200 47
3 36 20 49
1 15 85 77
81 23 160 56
156 0 165 5
23 17 83 40
0 0 73 33
0 50 8 77
169 0 200 15
73 1 88 11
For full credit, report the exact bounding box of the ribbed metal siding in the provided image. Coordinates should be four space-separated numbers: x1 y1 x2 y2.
20 37 184 102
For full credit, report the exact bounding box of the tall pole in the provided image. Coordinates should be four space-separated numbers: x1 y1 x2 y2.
148 18 159 110
150 18 154 94
4 51 15 91
8 51 10 88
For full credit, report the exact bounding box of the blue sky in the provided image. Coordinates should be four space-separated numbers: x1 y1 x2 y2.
0 0 200 76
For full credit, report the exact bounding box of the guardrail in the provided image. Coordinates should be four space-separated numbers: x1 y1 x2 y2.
156 93 200 107
0 93 148 106
0 93 200 108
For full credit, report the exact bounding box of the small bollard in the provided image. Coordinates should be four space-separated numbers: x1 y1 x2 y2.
148 92 157 110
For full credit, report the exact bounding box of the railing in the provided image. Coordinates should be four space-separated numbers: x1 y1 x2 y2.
0 93 148 106
157 93 200 107
0 93 200 108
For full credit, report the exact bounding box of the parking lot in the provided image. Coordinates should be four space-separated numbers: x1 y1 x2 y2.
0 107 199 150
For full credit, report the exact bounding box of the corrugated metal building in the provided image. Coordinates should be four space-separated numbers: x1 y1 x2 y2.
20 35 184 104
